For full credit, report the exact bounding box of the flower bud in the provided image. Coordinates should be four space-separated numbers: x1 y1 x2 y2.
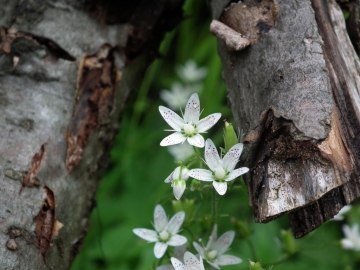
190 179 201 191
224 121 238 153
183 199 195 222
172 200 184 213
248 260 263 270
281 229 297 255
233 219 251 239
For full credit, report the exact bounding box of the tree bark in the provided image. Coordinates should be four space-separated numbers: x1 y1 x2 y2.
210 0 360 237
0 0 183 269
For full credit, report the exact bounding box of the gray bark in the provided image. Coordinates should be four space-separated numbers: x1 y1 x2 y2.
210 0 360 237
0 0 183 269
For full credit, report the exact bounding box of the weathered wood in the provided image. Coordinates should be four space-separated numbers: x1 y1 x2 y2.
210 0 360 237
0 0 183 268
289 0 360 238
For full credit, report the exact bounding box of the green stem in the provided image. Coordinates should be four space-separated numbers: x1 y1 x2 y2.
210 188 220 229
247 238 258 261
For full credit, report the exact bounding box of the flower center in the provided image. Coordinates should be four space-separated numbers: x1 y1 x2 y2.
183 123 196 136
206 250 218 260
158 230 170 242
214 165 226 180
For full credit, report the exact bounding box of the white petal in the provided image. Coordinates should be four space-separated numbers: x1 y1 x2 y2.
172 167 182 180
156 265 175 270
188 169 214 181
213 181 227 195
206 224 218 250
159 106 184 130
171 257 185 270
193 242 205 257
165 168 176 183
133 228 158 242
183 251 203 269
167 234 187 246
173 180 186 200
226 167 249 181
213 231 235 254
167 211 185 234
341 239 355 250
198 256 205 270
187 134 204 148
222 143 243 172
154 205 168 232
154 242 168 258
184 93 200 124
161 132 187 146
217 255 242 266
207 261 220 269
197 113 221 132
204 139 221 171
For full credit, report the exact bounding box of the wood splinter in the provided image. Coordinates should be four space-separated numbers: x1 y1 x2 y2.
210 19 250 51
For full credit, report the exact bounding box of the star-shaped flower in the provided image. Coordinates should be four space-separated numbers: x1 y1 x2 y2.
188 139 249 195
341 224 360 251
133 205 187 258
176 60 207 83
159 93 221 148
193 225 242 269
165 166 190 200
171 251 205 270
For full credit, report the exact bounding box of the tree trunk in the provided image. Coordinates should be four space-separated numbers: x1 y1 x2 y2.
210 0 360 238
0 0 183 269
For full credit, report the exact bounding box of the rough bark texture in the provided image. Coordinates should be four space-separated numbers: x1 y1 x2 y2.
210 0 360 237
0 0 183 269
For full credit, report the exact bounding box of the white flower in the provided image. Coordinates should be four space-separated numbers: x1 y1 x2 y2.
193 225 242 269
188 139 249 195
341 224 360 251
165 166 190 200
176 60 207 83
332 205 351 221
160 83 202 111
157 244 187 270
159 93 221 148
171 251 205 270
133 205 187 258
168 142 195 161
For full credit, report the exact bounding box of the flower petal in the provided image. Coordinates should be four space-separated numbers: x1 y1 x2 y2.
204 139 221 171
184 93 200 124
207 261 220 270
213 181 227 195
213 231 235 254
217 255 242 266
154 242 168 258
197 113 221 132
165 168 176 183
226 167 249 181
154 205 168 232
188 169 214 181
173 180 186 200
193 242 205 257
171 257 185 270
161 132 187 146
183 251 203 269
159 106 184 130
187 134 205 148
133 228 158 242
222 143 243 172
206 224 218 250
167 234 187 246
167 211 185 234
341 238 355 250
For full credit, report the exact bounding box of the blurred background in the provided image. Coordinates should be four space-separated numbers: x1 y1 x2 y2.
70 1 360 269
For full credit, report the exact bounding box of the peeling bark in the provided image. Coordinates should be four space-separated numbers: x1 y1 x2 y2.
0 0 183 269
210 0 360 237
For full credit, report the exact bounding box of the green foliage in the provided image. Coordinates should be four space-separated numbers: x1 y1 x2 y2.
70 1 360 270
